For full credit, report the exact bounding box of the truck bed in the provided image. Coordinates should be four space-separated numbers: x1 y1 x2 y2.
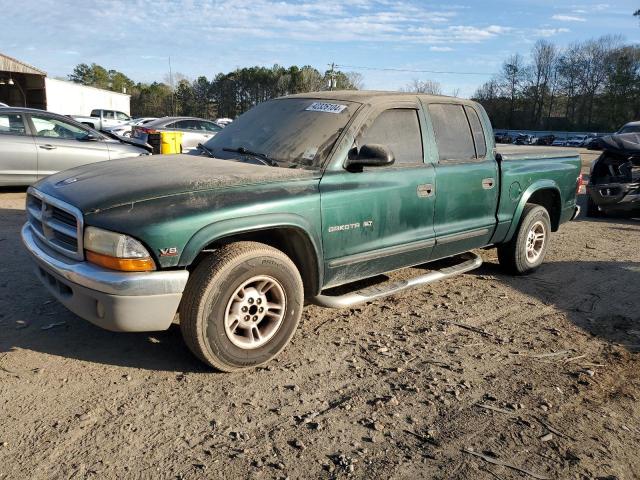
496 145 579 161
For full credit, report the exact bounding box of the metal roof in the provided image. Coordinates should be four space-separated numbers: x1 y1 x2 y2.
283 90 475 106
0 53 46 76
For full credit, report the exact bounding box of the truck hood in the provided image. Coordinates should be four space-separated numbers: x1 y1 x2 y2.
34 155 319 213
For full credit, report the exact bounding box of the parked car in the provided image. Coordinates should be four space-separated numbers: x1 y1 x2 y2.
514 134 537 145
72 109 132 130
0 107 149 186
536 134 555 146
586 133 640 217
552 137 567 146
565 135 589 147
585 135 604 150
494 131 513 143
103 117 157 137
21 91 582 371
215 118 233 128
132 116 222 152
616 121 640 134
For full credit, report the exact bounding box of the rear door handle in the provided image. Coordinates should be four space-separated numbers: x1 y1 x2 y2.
417 183 434 198
39 144 57 150
482 178 495 189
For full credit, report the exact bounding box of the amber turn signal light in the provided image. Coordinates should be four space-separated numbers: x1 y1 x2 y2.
86 250 156 272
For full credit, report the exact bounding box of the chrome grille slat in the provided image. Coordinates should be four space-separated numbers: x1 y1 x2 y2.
26 188 84 261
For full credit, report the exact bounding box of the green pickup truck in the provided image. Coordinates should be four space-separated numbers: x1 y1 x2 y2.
22 91 582 371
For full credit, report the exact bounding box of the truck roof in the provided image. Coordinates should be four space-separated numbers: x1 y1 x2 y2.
283 90 476 106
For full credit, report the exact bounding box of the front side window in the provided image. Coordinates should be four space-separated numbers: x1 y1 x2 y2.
428 103 476 163
31 115 89 140
359 109 423 165
0 113 26 135
115 112 130 121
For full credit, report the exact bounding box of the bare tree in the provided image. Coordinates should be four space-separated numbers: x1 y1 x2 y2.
527 40 557 127
500 54 526 128
401 79 442 95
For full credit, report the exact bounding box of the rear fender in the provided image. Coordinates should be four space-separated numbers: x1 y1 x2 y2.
502 180 561 243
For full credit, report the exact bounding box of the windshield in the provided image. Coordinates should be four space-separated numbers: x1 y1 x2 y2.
618 125 640 134
202 98 359 168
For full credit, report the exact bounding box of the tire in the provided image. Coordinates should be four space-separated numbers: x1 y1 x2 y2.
180 241 304 372
497 204 551 275
586 195 602 218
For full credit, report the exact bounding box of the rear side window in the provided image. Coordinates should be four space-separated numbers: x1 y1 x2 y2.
0 113 26 135
464 106 487 158
360 109 423 165
428 104 476 162
103 111 115 120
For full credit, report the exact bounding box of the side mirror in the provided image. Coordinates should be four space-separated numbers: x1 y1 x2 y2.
346 144 395 170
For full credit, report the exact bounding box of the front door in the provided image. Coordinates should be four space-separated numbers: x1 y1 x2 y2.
320 104 437 288
425 102 499 259
29 114 110 178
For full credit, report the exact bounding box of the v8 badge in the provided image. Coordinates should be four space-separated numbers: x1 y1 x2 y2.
159 247 179 257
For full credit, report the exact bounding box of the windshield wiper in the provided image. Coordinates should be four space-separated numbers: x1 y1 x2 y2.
223 147 278 167
197 143 216 158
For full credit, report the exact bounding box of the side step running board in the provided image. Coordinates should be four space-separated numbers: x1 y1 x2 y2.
312 252 482 309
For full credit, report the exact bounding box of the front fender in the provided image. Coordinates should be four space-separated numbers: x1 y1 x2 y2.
502 180 561 243
179 211 323 272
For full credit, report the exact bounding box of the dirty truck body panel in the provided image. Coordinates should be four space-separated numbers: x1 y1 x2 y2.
23 91 581 336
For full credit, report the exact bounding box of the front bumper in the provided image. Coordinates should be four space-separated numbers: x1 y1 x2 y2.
587 182 640 213
22 223 189 332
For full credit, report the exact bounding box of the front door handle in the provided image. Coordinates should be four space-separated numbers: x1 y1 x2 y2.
482 178 495 189
39 144 57 150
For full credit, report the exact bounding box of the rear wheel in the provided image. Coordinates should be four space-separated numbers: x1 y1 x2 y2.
180 242 304 371
498 204 551 275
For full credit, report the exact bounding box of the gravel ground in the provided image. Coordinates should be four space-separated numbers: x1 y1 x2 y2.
0 187 638 480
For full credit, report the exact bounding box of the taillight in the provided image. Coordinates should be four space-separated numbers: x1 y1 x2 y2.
139 127 157 134
576 173 584 194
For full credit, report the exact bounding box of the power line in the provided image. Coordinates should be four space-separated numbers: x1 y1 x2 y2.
334 64 496 76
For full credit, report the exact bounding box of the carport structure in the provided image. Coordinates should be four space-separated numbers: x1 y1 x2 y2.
0 53 47 109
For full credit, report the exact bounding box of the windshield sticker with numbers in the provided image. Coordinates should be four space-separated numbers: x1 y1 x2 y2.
305 102 347 114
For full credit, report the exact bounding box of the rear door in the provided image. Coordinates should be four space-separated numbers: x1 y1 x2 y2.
174 120 207 152
100 110 118 129
28 113 110 178
320 102 437 287
0 111 37 185
426 102 498 259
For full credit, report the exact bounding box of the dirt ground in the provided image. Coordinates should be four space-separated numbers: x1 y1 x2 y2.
1 184 639 480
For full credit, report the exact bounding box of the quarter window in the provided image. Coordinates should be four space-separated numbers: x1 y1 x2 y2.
360 109 423 165
428 104 476 162
464 106 487 158
0 113 26 135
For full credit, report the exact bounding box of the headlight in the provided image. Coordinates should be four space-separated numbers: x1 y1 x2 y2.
84 226 155 272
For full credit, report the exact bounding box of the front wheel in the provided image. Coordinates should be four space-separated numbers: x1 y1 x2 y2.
497 204 551 275
180 242 304 371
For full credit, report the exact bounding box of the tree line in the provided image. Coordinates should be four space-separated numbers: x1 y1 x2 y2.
68 63 362 119
472 36 640 132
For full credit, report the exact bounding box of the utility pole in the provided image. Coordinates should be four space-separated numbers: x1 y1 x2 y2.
169 56 175 116
328 62 336 91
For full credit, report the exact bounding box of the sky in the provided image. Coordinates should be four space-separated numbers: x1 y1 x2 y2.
1 0 638 97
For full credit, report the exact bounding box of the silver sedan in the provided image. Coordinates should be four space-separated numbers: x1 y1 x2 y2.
132 116 222 153
0 108 149 186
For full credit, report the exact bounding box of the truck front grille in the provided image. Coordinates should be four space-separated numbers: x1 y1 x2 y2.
26 189 84 261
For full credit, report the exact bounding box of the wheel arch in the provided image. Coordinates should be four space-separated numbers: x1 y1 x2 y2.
180 214 323 297
504 181 562 242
